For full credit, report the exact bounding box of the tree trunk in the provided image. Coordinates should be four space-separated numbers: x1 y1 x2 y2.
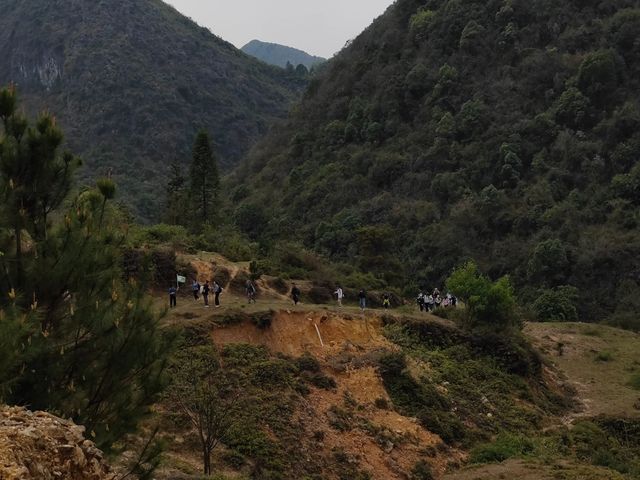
203 446 211 475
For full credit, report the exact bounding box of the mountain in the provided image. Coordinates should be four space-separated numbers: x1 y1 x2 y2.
0 0 305 221
242 39 326 69
230 0 640 326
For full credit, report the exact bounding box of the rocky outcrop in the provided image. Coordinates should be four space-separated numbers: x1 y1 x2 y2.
0 406 115 480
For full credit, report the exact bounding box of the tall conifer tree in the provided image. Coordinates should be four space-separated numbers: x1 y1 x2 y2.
189 130 219 225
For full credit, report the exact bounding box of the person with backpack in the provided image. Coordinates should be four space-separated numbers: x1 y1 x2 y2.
358 289 367 312
202 280 210 307
417 292 425 312
291 283 301 305
434 294 442 309
425 294 434 311
192 279 200 301
246 279 257 304
213 281 222 307
382 293 391 309
334 286 344 307
168 285 177 308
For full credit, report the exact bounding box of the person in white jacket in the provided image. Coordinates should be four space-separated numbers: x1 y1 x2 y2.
334 286 344 307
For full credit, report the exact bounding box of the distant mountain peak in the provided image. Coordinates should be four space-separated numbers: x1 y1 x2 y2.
242 39 326 69
0 0 305 220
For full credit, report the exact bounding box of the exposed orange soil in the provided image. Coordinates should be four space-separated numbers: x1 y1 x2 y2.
212 310 392 358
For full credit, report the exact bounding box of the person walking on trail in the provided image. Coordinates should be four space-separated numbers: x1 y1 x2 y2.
358 289 367 312
246 280 257 304
291 283 301 305
382 293 391 309
169 285 177 308
334 286 344 307
192 280 200 301
202 280 211 307
417 292 425 312
425 294 434 312
213 281 222 307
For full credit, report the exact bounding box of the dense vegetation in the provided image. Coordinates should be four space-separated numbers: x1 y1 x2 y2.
242 40 327 69
0 0 305 220
0 87 173 454
231 0 640 327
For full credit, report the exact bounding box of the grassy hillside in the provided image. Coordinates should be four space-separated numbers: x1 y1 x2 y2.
136 251 640 479
0 0 305 220
242 40 327 69
230 0 640 326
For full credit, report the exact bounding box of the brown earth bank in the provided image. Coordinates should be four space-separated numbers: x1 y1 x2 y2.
0 406 114 480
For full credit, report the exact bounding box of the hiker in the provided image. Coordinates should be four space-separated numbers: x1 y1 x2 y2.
213 281 222 307
291 283 301 305
202 280 210 307
434 294 442 309
168 285 177 308
192 279 200 301
417 292 425 312
334 286 344 307
451 294 458 308
433 287 440 298
382 293 391 309
358 289 367 312
425 294 434 311
246 279 257 304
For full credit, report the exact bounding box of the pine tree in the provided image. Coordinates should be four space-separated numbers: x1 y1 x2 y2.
165 160 186 225
0 86 174 449
189 130 219 226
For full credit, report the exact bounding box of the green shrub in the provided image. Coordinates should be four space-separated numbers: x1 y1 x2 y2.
594 351 613 362
445 261 519 331
410 460 434 480
295 354 321 373
304 371 337 390
222 451 246 469
628 373 640 390
470 433 535 463
252 312 273 329
532 286 579 322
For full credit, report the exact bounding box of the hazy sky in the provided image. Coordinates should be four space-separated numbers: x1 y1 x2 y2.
166 0 395 58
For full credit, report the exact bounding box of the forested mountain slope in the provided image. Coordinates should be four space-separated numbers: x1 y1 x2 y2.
0 0 304 220
231 0 640 325
242 39 327 69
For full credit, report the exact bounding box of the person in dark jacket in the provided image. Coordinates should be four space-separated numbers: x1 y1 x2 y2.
202 280 210 307
358 289 367 312
291 284 301 305
169 285 177 308
213 281 222 307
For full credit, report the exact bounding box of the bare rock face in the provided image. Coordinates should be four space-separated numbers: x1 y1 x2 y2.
0 406 115 480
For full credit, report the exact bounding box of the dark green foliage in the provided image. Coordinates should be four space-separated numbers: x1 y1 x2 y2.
0 0 304 221
410 461 434 480
0 87 174 449
470 433 535 463
382 317 559 449
627 373 640 390
446 261 519 332
189 131 220 226
378 352 465 444
532 286 579 322
232 0 640 326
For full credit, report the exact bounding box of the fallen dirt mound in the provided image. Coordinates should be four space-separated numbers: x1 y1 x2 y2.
212 310 392 358
0 406 114 480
